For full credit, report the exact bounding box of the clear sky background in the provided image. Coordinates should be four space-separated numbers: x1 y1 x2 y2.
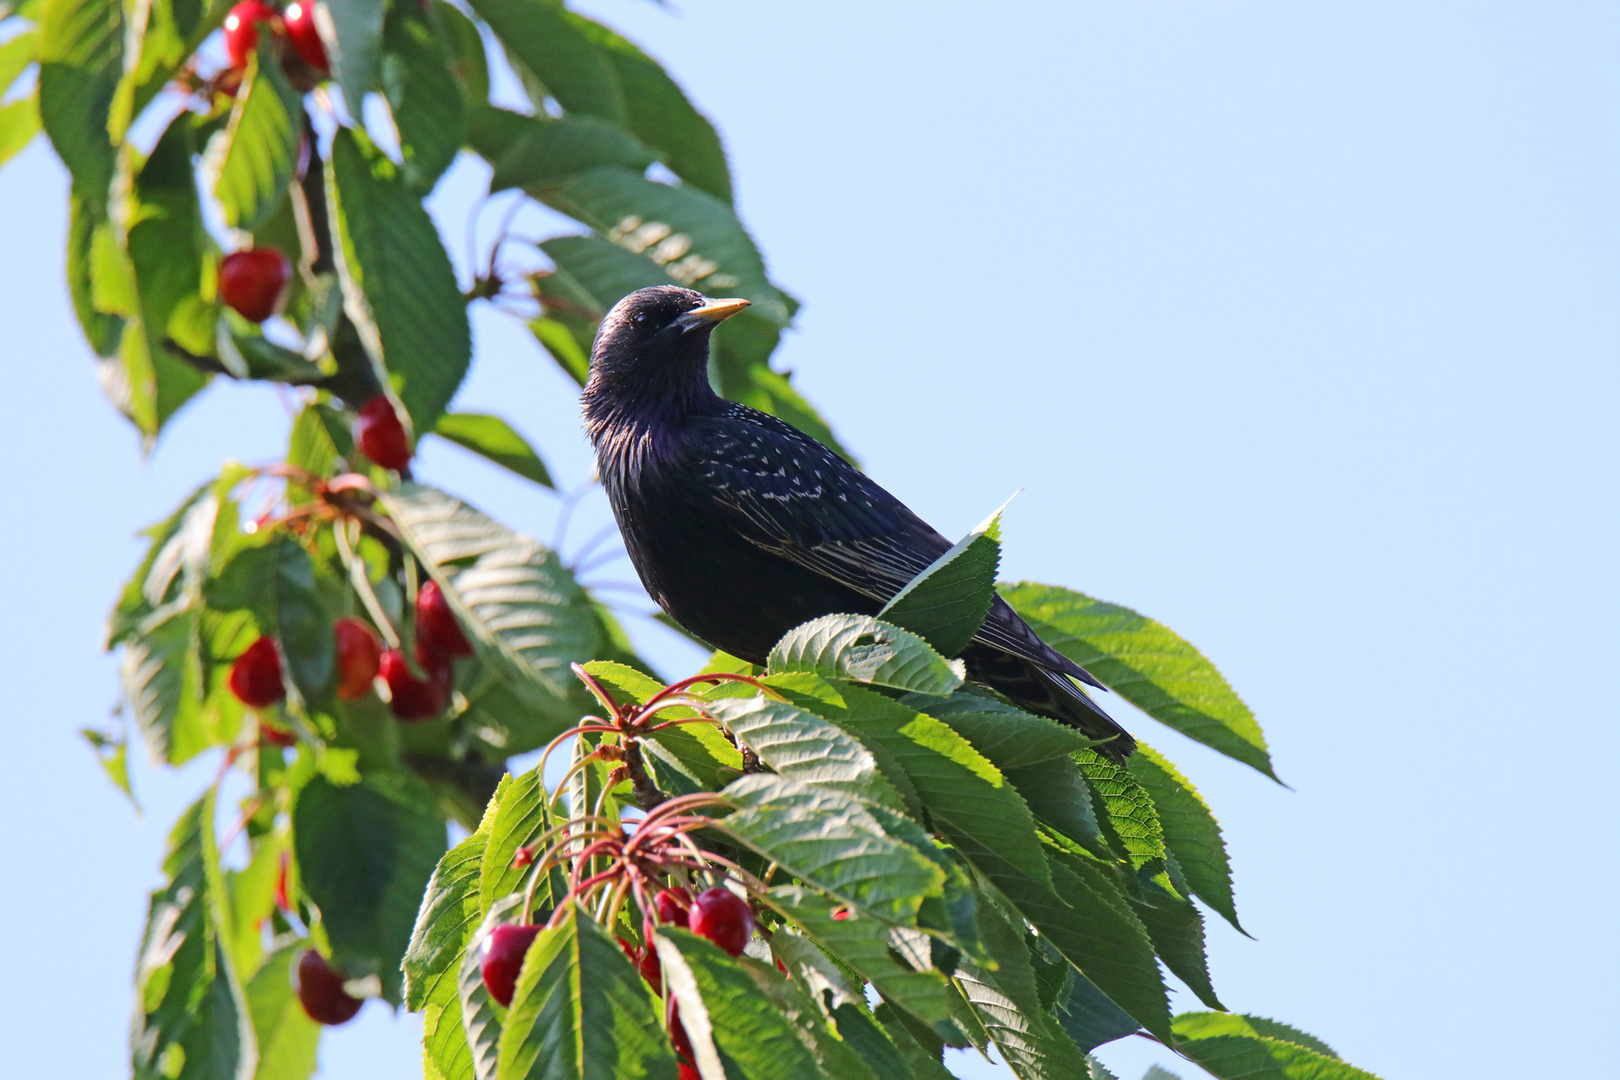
2 2 1616 1077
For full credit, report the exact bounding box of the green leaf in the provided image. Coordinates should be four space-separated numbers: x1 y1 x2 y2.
999 583 1276 781
127 115 211 432
208 535 336 707
478 768 565 918
219 332 329 385
1170 1012 1381 1080
120 608 209 765
81 725 137 807
0 94 40 168
1141 1067 1184 1080
382 1 465 192
327 128 471 432
132 790 255 1080
768 615 965 696
479 111 653 194
952 896 1094 1080
653 928 826 1080
563 13 732 202
293 773 447 1004
460 898 521 1080
405 831 489 1011
38 0 121 197
880 507 1004 657
830 1003 919 1080
706 695 905 810
541 166 791 325
497 904 676 1080
467 0 625 123
1127 743 1243 933
0 30 38 94
246 944 321 1080
206 44 302 232
1076 749 1166 871
435 0 489 103
67 193 124 355
325 0 387 116
433 412 553 488
911 692 1094 769
1131 881 1222 1011
381 484 600 749
721 774 946 926
1238 1018 1338 1059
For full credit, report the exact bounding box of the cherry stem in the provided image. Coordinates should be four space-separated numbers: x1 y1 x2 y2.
570 663 625 723
333 519 400 648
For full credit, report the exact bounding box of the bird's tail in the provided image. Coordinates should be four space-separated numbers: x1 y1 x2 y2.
960 645 1137 761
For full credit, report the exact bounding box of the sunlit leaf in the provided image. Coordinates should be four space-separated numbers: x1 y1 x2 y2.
769 615 964 696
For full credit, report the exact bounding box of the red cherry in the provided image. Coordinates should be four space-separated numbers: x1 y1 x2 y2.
353 395 412 471
689 887 752 957
379 649 451 721
670 1004 694 1062
656 887 691 927
220 248 292 323
229 636 285 708
295 949 363 1025
480 924 542 1007
223 1 279 69
282 1 329 74
259 721 296 747
638 947 662 996
415 580 473 661
678 1064 699 1080
333 618 382 699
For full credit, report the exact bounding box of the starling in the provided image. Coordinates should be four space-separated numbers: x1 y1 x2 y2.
583 286 1135 758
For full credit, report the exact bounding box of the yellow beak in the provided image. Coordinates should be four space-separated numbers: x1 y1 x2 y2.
683 297 751 325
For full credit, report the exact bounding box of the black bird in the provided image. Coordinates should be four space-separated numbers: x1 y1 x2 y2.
583 285 1134 758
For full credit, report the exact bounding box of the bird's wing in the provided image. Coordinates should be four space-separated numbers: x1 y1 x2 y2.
684 406 1103 687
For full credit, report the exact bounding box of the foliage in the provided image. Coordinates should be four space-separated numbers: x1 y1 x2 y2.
6 0 1380 1077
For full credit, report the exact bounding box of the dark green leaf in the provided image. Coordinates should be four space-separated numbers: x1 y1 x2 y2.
1127 743 1243 933
911 692 1093 769
325 0 386 116
246 944 321 1080
488 113 654 194
653 928 825 1080
206 44 302 232
831 1003 918 1080
67 193 125 355
880 509 1003 658
769 615 964 696
541 166 790 325
220 332 329 385
1170 1012 1380 1080
433 413 553 488
1132 882 1222 1010
208 535 335 707
874 1003 959 1080
563 12 732 202
999 582 1276 780
327 128 471 431
497 905 676 1080
382 1 465 192
435 0 489 103
38 0 121 197
467 0 625 123
293 773 447 1003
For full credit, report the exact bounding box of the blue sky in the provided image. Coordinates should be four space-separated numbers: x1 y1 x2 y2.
2 2 1616 1077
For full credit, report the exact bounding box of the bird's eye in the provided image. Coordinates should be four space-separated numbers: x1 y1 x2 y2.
633 313 649 326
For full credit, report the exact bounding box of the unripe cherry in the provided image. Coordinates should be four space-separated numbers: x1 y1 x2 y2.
415 579 473 661
480 924 542 1007
378 649 451 721
333 617 382 699
353 395 412 471
220 248 292 323
223 0 279 69
295 949 363 1025
689 887 752 957
229 636 285 708
282 1 329 74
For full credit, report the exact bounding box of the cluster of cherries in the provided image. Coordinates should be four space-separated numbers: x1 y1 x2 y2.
481 884 754 1077
215 1 328 326
229 578 473 734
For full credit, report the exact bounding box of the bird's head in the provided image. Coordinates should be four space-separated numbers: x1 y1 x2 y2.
583 286 750 433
